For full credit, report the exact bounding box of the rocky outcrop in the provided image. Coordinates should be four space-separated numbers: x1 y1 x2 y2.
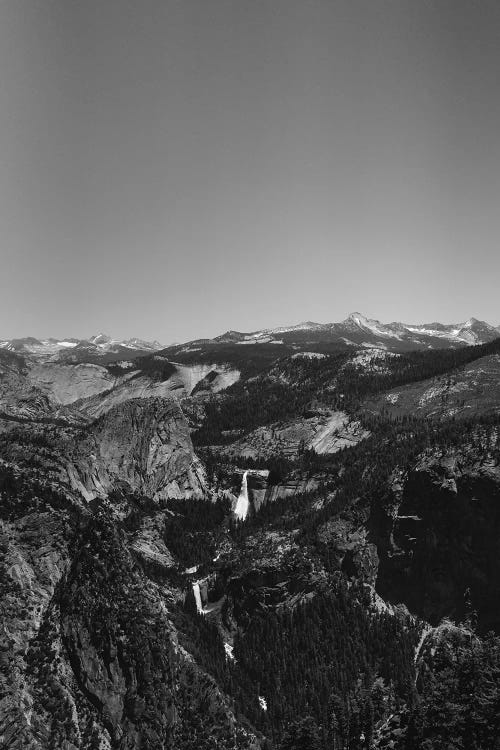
263 477 320 506
66 398 206 503
317 519 379 585
27 362 130 405
190 366 240 395
219 410 369 460
130 513 177 571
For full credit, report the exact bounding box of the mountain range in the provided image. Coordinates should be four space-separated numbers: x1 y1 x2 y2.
211 312 500 349
2 313 499 363
0 332 163 361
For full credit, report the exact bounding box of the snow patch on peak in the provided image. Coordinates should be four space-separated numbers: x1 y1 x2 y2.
346 312 370 326
344 313 403 340
271 321 322 334
89 333 112 345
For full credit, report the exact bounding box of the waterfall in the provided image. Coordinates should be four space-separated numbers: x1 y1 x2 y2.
192 582 203 614
234 471 250 520
414 626 432 666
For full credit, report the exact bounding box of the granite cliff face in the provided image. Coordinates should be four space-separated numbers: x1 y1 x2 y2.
65 398 206 503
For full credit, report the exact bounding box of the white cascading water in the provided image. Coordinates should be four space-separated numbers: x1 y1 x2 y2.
234 470 250 520
192 582 204 614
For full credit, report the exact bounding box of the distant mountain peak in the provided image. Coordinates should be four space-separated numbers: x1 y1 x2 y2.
346 311 365 322
89 333 113 345
345 312 378 327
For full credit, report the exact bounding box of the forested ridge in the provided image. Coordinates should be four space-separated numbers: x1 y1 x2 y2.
192 338 500 444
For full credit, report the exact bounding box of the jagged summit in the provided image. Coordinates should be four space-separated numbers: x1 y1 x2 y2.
194 313 500 352
345 311 370 324
88 333 113 345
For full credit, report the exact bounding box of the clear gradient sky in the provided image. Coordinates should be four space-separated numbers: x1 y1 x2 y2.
0 0 499 343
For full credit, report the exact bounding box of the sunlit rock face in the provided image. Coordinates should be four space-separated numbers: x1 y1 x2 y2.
218 410 369 462
66 397 206 503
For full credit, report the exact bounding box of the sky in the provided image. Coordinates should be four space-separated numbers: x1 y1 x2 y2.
0 0 499 343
